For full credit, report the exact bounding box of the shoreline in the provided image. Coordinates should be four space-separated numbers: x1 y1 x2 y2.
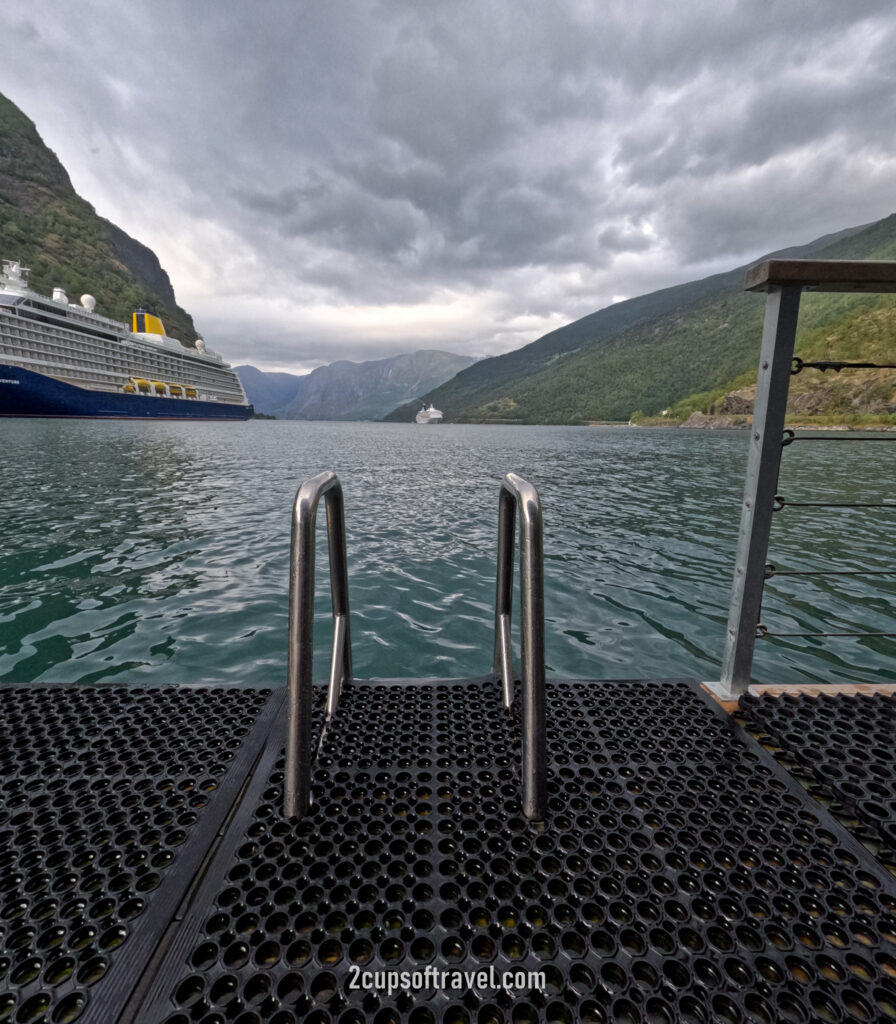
632 413 896 431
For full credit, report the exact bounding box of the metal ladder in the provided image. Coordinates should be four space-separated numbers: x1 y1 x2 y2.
282 471 547 823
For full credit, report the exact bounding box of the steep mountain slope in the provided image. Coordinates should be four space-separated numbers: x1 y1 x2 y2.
0 92 198 344
237 350 476 419
666 286 896 427
390 216 896 423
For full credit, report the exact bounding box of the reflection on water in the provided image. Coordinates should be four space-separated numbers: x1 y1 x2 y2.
0 419 893 686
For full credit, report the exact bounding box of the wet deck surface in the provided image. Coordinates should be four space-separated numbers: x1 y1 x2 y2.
1 680 894 1024
736 689 895 877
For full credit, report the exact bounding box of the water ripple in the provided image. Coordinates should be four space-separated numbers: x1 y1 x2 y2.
0 419 893 686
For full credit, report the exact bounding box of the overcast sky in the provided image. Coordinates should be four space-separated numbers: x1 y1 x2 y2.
2 1 895 372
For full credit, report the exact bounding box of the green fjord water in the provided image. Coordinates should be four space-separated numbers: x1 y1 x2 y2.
1 419 893 688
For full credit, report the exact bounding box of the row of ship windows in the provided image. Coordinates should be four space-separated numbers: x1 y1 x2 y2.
9 323 195 366
5 325 182 372
6 322 119 352
5 321 229 381
12 349 130 371
9 351 243 397
4 337 241 394
5 328 148 353
27 367 245 402
8 342 182 377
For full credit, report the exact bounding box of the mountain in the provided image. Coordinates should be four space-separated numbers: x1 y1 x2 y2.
236 350 476 419
0 91 198 345
386 215 896 424
233 365 305 416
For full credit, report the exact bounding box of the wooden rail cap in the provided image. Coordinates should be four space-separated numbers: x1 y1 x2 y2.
745 258 896 293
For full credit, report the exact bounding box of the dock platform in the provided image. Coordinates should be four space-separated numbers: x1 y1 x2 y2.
2 678 893 1024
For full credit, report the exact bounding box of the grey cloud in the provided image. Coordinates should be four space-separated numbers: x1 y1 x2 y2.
236 188 302 218
597 224 654 254
8 19 40 45
2 0 896 366
614 11 896 190
657 146 891 266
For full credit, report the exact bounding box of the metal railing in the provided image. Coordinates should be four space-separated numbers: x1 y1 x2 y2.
713 258 896 699
283 471 352 819
493 473 547 822
281 469 547 823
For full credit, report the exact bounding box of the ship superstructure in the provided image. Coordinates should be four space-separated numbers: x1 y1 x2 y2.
0 260 252 419
415 402 443 423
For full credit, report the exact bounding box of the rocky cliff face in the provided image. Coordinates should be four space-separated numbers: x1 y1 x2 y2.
706 370 896 423
0 92 198 344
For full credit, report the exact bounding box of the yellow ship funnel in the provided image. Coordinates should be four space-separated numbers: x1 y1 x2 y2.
132 309 166 336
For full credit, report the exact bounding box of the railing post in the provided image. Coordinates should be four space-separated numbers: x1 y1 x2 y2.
284 471 352 819
717 286 802 698
493 473 547 823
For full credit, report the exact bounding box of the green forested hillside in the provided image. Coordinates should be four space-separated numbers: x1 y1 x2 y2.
390 215 896 424
0 92 198 344
662 293 896 427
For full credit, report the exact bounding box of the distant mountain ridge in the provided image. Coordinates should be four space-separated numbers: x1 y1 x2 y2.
236 350 476 419
232 366 303 416
0 91 198 344
387 214 896 424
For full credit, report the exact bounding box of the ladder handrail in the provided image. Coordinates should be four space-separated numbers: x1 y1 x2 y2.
493 472 547 823
284 471 352 819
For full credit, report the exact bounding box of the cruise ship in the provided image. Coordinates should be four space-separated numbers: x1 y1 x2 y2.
415 402 443 423
0 259 252 420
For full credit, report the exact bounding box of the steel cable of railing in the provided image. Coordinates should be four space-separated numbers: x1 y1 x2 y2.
756 625 896 639
782 428 896 444
773 495 896 510
764 563 896 579
791 357 896 374
755 426 895 644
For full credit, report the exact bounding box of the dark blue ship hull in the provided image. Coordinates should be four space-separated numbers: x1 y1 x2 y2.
0 365 253 420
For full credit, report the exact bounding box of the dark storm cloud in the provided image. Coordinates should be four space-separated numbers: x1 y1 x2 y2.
2 0 896 368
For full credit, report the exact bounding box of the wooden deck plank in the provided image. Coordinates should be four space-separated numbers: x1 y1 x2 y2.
749 682 896 698
702 681 895 714
745 258 896 292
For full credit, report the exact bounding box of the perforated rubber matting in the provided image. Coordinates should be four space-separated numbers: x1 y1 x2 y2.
137 679 896 1024
0 684 284 1024
737 691 896 876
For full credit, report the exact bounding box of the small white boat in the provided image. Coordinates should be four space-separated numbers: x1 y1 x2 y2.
415 402 443 424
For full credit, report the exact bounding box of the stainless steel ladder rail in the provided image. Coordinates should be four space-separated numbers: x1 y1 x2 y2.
493 472 547 823
282 470 546 822
284 471 352 819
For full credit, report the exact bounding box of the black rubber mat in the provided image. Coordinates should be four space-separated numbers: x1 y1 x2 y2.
139 679 896 1024
0 684 284 1024
737 691 896 875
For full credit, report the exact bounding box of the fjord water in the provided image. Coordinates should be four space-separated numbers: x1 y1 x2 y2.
1 419 893 688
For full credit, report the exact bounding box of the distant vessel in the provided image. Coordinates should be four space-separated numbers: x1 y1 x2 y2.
0 259 252 420
415 402 443 424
